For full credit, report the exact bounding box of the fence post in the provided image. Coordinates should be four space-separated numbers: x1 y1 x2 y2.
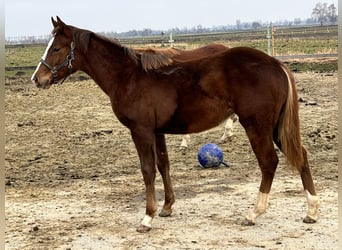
266 25 271 55
271 25 275 56
161 32 165 47
169 33 174 48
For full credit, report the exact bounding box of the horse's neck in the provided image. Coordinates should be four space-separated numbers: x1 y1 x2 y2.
81 37 133 96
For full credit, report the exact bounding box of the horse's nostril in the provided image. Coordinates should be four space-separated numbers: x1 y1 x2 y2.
31 77 39 86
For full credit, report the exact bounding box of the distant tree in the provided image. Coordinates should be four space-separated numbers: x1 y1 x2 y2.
312 2 337 25
312 2 328 25
294 18 301 25
327 3 337 23
306 18 316 25
251 21 262 29
236 19 241 30
196 24 204 33
141 28 152 36
243 22 251 29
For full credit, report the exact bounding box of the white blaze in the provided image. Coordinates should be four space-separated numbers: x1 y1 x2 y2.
31 36 55 81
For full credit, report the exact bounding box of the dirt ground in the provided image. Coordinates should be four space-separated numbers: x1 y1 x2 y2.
5 72 338 249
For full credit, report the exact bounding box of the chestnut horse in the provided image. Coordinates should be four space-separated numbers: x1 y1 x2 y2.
31 17 319 233
135 44 238 149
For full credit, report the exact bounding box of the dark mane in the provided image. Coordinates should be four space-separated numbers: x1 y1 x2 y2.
134 47 180 71
53 25 176 71
92 33 139 66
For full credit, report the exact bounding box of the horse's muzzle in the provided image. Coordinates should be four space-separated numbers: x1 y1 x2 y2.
32 77 51 89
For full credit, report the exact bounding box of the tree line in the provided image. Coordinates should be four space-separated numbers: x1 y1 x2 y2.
6 2 338 44
311 2 337 25
102 2 338 38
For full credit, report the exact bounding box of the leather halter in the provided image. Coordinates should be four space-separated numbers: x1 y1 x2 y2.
40 42 75 85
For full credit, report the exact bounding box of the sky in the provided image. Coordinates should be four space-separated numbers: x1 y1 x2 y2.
5 0 339 38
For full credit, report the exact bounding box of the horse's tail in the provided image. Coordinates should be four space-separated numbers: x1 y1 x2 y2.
278 65 304 172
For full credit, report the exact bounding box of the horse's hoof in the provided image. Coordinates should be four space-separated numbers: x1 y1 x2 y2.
219 138 226 144
241 218 256 226
136 224 152 233
303 216 317 224
159 209 172 217
219 135 233 144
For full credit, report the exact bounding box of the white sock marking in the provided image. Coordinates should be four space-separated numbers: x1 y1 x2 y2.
305 189 320 221
141 215 153 228
246 192 269 224
220 114 238 142
180 134 191 148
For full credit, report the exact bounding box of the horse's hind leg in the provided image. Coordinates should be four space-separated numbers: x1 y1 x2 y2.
180 134 191 153
300 148 320 223
220 113 238 142
243 125 279 225
156 134 175 217
274 137 319 223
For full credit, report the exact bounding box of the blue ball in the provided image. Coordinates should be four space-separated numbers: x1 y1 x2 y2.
197 143 224 168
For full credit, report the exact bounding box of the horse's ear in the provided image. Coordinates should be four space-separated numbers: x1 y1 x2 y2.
56 16 68 29
51 17 58 28
51 16 71 36
51 16 66 28
56 16 65 25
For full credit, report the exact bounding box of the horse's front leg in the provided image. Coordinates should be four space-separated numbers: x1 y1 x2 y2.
131 130 158 233
155 134 175 217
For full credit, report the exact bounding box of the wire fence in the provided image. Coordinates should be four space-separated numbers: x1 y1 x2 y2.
5 35 52 46
5 25 337 75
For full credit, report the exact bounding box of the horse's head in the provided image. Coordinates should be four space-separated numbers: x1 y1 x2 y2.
31 17 80 89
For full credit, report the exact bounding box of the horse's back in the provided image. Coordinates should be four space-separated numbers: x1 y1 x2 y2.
174 43 229 62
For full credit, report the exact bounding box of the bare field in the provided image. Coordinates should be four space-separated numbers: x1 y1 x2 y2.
5 72 338 249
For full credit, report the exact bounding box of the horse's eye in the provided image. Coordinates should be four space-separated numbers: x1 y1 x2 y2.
52 47 60 52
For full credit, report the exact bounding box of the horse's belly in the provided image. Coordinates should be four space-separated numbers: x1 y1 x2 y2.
158 98 232 134
184 108 231 133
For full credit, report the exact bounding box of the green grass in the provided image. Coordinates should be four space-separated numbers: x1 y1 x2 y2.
5 69 34 78
285 60 338 73
5 25 337 78
174 37 337 55
272 38 337 55
5 45 89 79
6 45 44 68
